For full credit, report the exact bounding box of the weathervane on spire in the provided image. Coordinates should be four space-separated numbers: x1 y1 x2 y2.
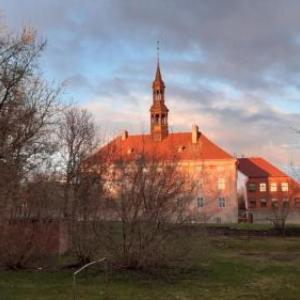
157 40 160 64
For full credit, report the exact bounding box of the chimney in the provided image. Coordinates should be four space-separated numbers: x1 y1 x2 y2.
121 130 128 141
192 124 199 144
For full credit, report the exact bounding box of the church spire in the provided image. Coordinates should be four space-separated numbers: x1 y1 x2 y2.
150 42 169 142
154 41 163 83
154 62 163 83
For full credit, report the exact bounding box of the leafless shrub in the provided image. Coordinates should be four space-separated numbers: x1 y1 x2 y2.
269 203 289 234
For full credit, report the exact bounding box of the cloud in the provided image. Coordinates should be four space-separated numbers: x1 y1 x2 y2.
2 0 300 171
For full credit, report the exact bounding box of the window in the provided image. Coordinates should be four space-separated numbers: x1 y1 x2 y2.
178 145 185 153
218 178 225 190
176 197 183 207
271 198 278 208
217 165 224 172
283 199 289 208
259 183 267 192
15 205 23 217
157 167 163 173
218 197 226 208
198 177 204 187
248 183 256 192
260 198 267 208
127 148 134 154
215 217 222 224
197 197 204 208
294 198 300 208
270 183 277 192
196 165 203 172
281 182 289 192
249 199 256 208
176 166 183 172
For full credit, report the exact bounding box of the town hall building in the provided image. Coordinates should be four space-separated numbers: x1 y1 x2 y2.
96 61 238 223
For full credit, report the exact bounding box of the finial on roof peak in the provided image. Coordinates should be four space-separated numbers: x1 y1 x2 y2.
154 41 164 83
157 40 160 65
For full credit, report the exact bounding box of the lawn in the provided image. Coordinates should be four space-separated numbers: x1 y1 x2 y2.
1 234 300 299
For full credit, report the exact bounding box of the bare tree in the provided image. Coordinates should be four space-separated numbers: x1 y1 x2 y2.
0 25 61 219
270 202 289 234
269 179 300 235
0 22 62 268
57 107 105 264
90 149 198 270
58 107 96 218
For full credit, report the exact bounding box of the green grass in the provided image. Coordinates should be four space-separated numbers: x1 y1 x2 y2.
1 235 300 299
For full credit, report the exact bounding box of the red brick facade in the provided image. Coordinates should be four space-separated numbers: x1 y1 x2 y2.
238 157 300 223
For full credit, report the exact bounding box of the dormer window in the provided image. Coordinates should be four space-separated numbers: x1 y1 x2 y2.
178 145 185 152
127 148 134 154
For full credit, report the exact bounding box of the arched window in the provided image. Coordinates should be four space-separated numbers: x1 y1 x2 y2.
156 90 161 100
155 114 159 123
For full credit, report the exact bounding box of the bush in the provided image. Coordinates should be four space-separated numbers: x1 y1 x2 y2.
0 220 59 269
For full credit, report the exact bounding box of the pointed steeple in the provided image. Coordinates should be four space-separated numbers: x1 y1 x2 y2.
154 62 163 83
152 62 165 90
150 42 169 142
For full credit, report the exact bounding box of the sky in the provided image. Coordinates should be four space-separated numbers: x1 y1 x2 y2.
1 0 300 172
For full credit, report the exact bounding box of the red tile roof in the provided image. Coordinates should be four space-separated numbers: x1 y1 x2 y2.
95 132 233 162
238 157 288 178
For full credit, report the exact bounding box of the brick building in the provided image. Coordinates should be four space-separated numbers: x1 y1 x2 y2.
238 157 300 223
95 61 238 223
